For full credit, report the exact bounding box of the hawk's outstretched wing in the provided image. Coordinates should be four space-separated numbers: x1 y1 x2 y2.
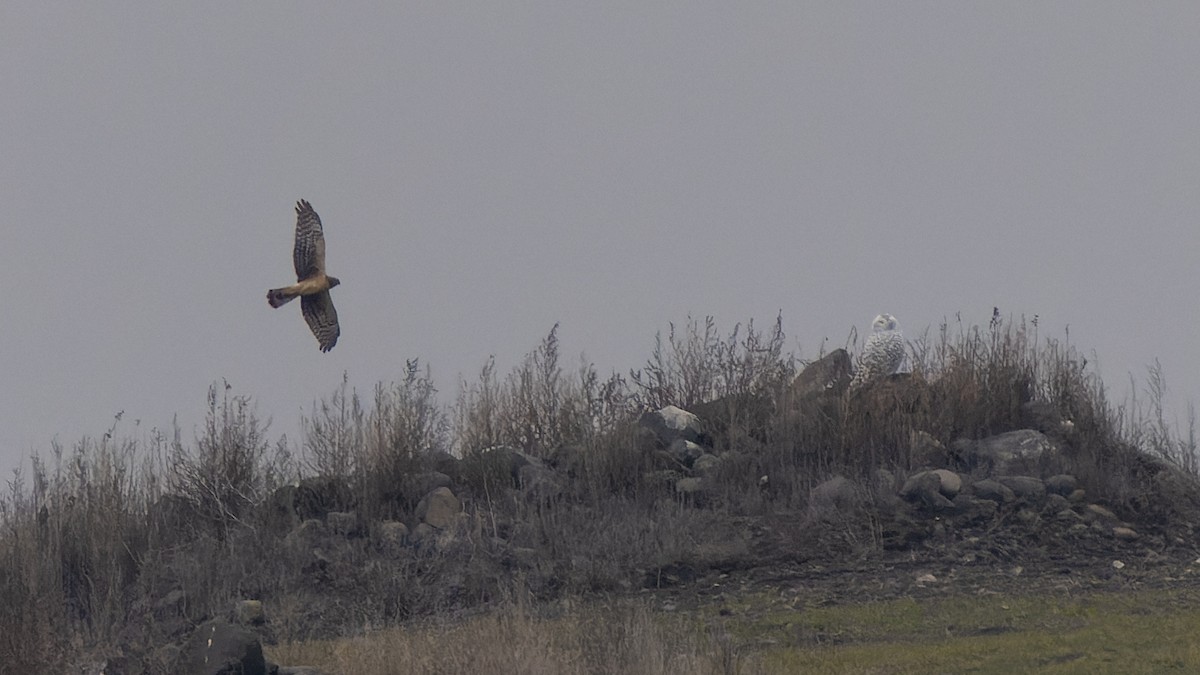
293 199 326 281
301 290 340 352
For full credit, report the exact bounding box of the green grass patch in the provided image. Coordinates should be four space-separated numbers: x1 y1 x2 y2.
745 589 1200 674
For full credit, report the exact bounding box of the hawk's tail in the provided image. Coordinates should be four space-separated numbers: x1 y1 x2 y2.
267 288 297 308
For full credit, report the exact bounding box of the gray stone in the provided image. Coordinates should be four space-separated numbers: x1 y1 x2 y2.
178 621 265 675
674 477 704 495
411 522 436 543
809 475 861 518
1085 504 1119 523
417 487 461 529
234 599 265 626
640 405 704 446
293 476 355 521
278 668 334 675
1045 474 1078 497
996 476 1046 502
900 471 954 509
284 519 328 551
406 471 452 500
790 349 852 399
666 439 705 467
929 469 962 498
958 429 1061 476
1112 526 1139 541
692 453 721 476
969 479 1015 504
951 493 998 522
378 520 410 555
1042 493 1070 514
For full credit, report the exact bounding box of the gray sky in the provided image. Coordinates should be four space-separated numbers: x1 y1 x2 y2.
3 4 1198 476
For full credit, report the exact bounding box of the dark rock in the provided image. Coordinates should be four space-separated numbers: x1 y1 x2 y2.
666 439 705 468
406 472 453 501
178 621 265 675
790 349 852 400
1112 526 1139 541
675 477 704 495
900 472 954 510
692 453 721 476
957 429 1062 477
1042 493 1070 515
377 520 410 555
417 487 461 529
1045 474 1078 497
996 475 1046 503
639 406 704 446
969 479 1015 504
234 600 265 626
259 485 302 532
950 493 998 522
808 475 862 519
294 476 355 521
929 469 962 498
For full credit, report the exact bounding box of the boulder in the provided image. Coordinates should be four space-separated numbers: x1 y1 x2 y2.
674 477 704 496
640 406 704 446
1112 526 1139 541
417 487 461 529
234 600 265 626
790 349 852 400
666 439 705 468
405 471 452 501
900 471 954 509
378 520 410 555
956 429 1061 477
692 453 721 476
480 445 542 484
929 469 962 498
293 476 355 521
1045 474 1078 497
996 476 1046 503
177 621 265 675
808 476 862 519
969 478 1015 504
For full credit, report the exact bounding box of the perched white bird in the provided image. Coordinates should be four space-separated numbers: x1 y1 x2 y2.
849 314 905 389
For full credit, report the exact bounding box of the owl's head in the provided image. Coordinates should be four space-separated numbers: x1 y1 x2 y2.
872 314 898 331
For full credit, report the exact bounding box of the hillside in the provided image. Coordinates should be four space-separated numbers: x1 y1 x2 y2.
3 315 1199 674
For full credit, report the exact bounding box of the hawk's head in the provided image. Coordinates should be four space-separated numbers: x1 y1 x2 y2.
327 276 341 289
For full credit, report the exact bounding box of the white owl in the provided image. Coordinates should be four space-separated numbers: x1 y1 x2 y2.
849 313 905 389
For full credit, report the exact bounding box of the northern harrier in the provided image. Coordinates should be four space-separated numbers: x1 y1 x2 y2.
267 199 341 352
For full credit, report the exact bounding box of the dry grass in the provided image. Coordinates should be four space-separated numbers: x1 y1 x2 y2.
268 598 755 675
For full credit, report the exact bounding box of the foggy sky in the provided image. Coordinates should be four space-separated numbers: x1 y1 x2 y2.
3 4 1199 476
